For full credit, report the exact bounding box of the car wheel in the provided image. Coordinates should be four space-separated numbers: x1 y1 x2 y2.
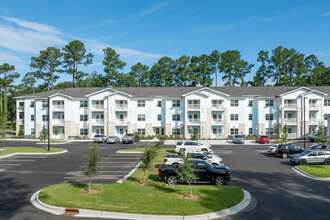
201 148 208 152
172 163 179 167
282 153 288 159
166 176 178 185
212 163 218 166
324 160 330 165
299 159 307 165
179 148 186 154
214 176 227 186
267 142 269 144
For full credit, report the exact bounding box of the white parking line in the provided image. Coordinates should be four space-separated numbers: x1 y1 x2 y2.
11 156 47 159
100 165 135 168
0 164 22 166
101 161 138 164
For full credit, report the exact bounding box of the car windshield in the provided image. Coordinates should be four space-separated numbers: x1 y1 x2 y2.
94 135 102 137
300 151 312 156
108 136 115 138
235 135 243 138
261 136 268 138
126 134 133 136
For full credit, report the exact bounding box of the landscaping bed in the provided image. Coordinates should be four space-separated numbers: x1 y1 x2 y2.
297 165 330 177
0 147 65 156
39 148 244 215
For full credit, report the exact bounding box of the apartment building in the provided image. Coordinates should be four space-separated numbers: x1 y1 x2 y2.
15 86 330 139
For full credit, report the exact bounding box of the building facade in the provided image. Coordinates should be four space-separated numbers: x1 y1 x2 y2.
15 86 330 139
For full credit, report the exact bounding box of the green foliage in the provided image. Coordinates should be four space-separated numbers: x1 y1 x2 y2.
18 128 24 138
128 62 150 87
134 132 141 143
39 125 48 142
103 47 127 87
273 123 280 143
159 135 168 141
191 129 198 140
176 154 198 197
140 147 158 184
83 143 101 192
174 55 192 86
153 141 164 150
53 126 59 138
281 124 288 143
149 56 175 87
316 123 326 143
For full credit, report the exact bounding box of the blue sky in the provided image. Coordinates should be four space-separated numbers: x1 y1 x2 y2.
0 0 330 86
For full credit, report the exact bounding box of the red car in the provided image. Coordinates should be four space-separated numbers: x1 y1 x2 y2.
256 135 269 144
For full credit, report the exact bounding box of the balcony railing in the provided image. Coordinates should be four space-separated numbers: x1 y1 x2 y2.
309 118 319 124
18 119 24 124
53 119 64 125
211 104 224 110
53 105 64 110
116 104 127 110
92 119 104 124
212 119 224 124
188 104 200 109
92 105 104 109
284 118 297 124
309 104 320 110
116 119 127 124
212 134 224 139
284 104 297 109
188 119 200 123
288 133 297 138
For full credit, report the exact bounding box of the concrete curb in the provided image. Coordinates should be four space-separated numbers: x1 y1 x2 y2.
116 150 144 154
0 149 68 159
115 161 142 184
292 166 330 181
31 188 251 219
36 142 69 145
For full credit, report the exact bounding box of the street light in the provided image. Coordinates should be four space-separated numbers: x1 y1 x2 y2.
48 96 50 151
303 96 306 150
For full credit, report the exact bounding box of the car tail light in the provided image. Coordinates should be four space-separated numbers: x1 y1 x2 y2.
278 148 281 151
175 145 176 149
158 170 161 176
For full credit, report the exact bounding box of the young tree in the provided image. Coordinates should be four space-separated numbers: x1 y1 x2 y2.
176 154 197 198
281 124 288 143
273 123 280 143
82 143 101 192
30 47 63 90
53 126 59 139
316 123 326 143
191 128 198 140
39 125 48 143
63 40 93 87
134 132 141 149
103 47 126 87
140 147 157 184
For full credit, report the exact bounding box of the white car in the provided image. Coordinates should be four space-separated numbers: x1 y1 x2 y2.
174 141 213 154
164 152 224 166
268 144 279 155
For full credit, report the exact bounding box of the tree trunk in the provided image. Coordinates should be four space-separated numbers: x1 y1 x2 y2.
189 182 193 198
89 177 91 192
143 172 146 185
4 71 7 121
51 68 54 90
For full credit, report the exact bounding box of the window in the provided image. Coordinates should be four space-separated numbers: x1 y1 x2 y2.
42 101 48 107
19 102 24 107
325 100 330 106
30 101 35 108
157 114 161 121
230 100 238 107
230 114 239 121
249 114 252 121
137 114 145 121
19 112 24 119
231 128 238 135
155 127 160 135
80 100 88 107
266 128 274 135
265 100 274 107
80 129 88 135
157 101 161 107
172 128 181 136
138 129 145 136
249 128 253 135
137 100 145 107
80 115 88 121
31 115 34 121
31 128 35 135
248 100 253 107
265 114 274 120
172 100 180 107
172 114 180 121
42 115 48 121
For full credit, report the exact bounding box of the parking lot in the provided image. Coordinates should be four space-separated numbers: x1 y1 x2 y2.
0 141 330 220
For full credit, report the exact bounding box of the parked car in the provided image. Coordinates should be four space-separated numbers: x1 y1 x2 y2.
233 135 245 144
93 134 106 143
309 134 318 142
158 160 231 186
106 136 120 144
256 135 270 144
290 150 330 165
277 144 305 158
174 141 213 154
164 152 224 166
268 144 280 154
122 133 135 144
310 144 330 151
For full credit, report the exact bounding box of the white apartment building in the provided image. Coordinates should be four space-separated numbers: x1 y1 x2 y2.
15 86 330 140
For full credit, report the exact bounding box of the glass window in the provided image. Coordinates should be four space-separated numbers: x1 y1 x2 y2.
172 114 180 121
249 128 253 134
42 115 48 121
80 115 88 121
137 100 145 107
172 128 180 136
248 100 253 107
31 128 35 135
157 114 161 121
172 100 180 107
266 128 274 135
249 114 252 120
80 129 88 135
324 100 330 106
137 114 146 121
138 129 145 136
31 115 34 121
19 102 24 107
30 101 34 108
80 100 88 107
157 101 161 107
230 100 238 107
230 114 239 121
42 101 48 107
265 100 274 107
265 114 274 120
230 128 238 135
19 112 24 119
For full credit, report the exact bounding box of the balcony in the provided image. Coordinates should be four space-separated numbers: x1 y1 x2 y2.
188 104 200 109
309 104 320 110
18 106 24 110
92 119 104 125
116 119 127 124
188 118 200 124
18 119 24 125
53 119 65 125
92 105 104 110
211 104 224 110
212 119 224 124
116 104 127 110
212 134 224 139
52 105 64 111
284 104 297 109
288 133 297 138
284 118 297 124
309 118 319 125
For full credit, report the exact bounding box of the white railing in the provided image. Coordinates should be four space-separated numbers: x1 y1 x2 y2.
188 104 200 109
212 119 224 124
212 104 224 110
53 119 64 125
284 104 297 109
284 118 297 124
212 134 224 139
116 104 127 110
18 106 24 110
53 105 64 110
309 118 319 124
19 119 24 124
288 133 297 138
309 104 320 110
92 105 104 109
188 119 200 123
116 119 127 124
92 119 104 124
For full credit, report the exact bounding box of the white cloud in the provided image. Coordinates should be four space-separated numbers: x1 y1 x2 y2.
322 12 330 17
130 0 171 21
0 51 23 63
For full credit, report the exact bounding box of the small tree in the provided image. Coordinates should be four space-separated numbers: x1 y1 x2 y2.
140 147 157 184
82 143 101 192
0 112 6 147
273 123 280 143
316 123 326 143
39 125 48 143
134 132 141 149
53 126 59 139
191 128 198 140
281 124 288 143
176 154 197 198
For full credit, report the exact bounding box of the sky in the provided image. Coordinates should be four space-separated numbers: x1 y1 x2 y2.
0 0 330 86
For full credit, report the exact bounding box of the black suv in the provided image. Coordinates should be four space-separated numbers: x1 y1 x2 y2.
277 144 305 158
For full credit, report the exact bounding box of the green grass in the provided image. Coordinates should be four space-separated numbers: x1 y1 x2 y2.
39 148 244 215
119 148 146 152
0 147 65 156
297 165 330 177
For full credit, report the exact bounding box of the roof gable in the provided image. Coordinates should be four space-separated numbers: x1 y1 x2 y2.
182 87 229 98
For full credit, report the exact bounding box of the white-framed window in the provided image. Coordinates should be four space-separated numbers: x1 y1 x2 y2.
248 100 253 107
157 101 162 107
80 115 88 121
230 114 239 121
265 114 274 120
325 99 330 106
138 128 145 136
19 102 24 107
31 115 34 121
172 128 181 136
137 114 145 121
42 115 49 121
265 100 274 107
80 100 88 107
157 114 161 121
266 128 274 135
19 112 24 119
249 114 252 120
80 129 88 135
30 101 34 108
230 100 239 107
172 114 180 121
249 128 253 134
42 101 48 107
137 100 145 107
231 128 238 135
172 100 180 107
31 128 35 135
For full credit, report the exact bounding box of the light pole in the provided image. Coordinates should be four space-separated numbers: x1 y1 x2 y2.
48 96 50 151
303 96 306 150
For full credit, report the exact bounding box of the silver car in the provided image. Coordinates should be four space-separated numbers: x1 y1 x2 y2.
290 150 330 165
106 136 120 144
93 134 106 143
233 135 245 144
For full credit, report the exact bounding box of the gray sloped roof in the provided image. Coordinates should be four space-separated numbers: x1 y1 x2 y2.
14 86 330 99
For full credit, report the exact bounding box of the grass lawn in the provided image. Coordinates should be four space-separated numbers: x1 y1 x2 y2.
297 165 330 177
39 148 244 215
0 147 65 156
